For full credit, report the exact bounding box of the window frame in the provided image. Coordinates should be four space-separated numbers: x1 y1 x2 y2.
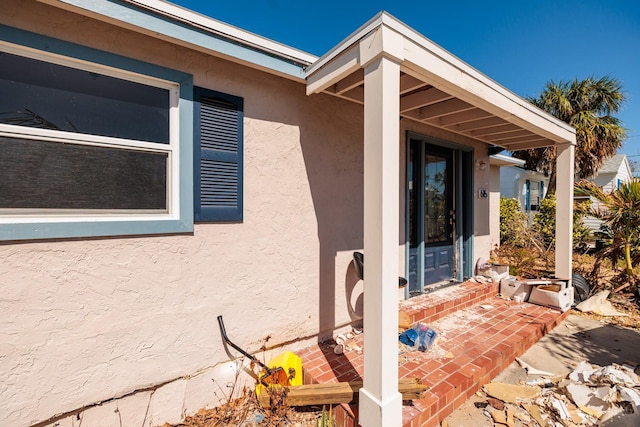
0 25 194 241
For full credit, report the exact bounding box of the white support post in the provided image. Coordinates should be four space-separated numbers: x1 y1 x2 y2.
359 54 403 427
555 143 575 280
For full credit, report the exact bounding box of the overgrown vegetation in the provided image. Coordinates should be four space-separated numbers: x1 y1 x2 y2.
159 360 331 427
499 198 528 247
497 196 591 277
576 178 640 293
532 194 592 251
497 179 640 296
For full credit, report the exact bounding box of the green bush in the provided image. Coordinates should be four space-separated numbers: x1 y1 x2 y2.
499 198 528 246
533 193 591 250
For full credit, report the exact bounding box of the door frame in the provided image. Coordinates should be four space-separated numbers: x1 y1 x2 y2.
404 132 474 296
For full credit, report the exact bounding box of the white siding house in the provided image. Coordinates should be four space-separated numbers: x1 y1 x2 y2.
500 165 550 223
578 154 633 233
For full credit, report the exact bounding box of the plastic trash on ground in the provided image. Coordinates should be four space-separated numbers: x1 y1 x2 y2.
399 322 438 352
575 290 629 316
255 351 302 396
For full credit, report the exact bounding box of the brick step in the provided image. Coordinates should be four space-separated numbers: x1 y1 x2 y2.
400 280 500 325
399 298 569 426
297 281 569 427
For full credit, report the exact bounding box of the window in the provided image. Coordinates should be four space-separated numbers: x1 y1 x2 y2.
193 87 243 222
0 27 193 240
529 181 540 211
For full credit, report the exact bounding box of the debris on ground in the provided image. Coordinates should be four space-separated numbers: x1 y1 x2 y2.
256 378 427 408
483 383 541 403
158 387 324 426
474 360 640 426
573 293 640 331
515 358 555 376
398 322 438 352
575 290 630 316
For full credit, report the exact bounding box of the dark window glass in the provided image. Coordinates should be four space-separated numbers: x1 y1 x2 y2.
0 137 167 210
424 153 450 244
0 52 169 143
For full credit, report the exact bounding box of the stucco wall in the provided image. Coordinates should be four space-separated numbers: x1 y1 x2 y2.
489 165 502 250
1 1 492 425
1 2 368 425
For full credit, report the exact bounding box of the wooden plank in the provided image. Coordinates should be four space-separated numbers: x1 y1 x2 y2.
258 378 428 407
399 310 412 330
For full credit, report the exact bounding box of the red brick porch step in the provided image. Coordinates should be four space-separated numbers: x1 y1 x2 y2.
297 281 570 427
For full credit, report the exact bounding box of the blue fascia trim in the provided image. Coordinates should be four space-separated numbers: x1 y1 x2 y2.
0 220 193 241
0 24 190 83
54 0 307 80
179 77 195 230
0 26 195 241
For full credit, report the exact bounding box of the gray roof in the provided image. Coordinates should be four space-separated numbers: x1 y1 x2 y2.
597 154 626 174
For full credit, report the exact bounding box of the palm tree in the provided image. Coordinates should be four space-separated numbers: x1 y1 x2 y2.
515 76 627 193
576 179 640 287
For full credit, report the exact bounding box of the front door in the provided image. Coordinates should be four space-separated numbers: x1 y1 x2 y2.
407 139 456 294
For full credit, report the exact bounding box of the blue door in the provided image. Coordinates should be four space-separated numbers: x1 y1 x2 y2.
407 140 456 294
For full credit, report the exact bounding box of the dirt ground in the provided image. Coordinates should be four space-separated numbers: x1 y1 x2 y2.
573 293 640 331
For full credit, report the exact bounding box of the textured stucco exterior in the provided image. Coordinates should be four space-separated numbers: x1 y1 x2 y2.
1 1 493 426
489 164 502 250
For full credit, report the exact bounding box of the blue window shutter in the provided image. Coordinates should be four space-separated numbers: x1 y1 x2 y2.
194 87 243 222
540 181 544 199
525 179 530 211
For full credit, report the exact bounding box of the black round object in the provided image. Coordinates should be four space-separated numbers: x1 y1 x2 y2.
572 273 590 304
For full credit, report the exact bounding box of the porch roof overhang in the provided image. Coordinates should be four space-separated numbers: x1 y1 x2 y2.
306 12 576 151
305 13 576 426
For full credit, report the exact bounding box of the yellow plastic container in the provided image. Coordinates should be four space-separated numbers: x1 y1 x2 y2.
255 351 302 396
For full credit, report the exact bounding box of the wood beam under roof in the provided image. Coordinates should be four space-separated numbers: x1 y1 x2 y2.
418 98 475 120
447 116 510 132
400 73 428 94
330 69 364 95
424 107 494 127
483 130 538 142
505 139 554 150
399 87 452 113
468 123 521 137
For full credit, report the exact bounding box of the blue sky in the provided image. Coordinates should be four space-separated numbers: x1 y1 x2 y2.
174 0 640 159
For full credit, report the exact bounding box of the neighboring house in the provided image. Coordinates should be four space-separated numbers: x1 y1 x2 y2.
0 1 576 426
576 154 633 233
489 153 525 248
500 164 550 222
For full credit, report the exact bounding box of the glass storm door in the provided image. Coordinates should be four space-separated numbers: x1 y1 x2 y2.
408 140 456 294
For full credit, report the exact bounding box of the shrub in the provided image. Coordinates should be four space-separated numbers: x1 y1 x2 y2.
499 198 527 246
533 193 591 250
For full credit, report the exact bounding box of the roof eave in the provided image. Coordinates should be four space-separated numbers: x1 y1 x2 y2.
37 0 317 82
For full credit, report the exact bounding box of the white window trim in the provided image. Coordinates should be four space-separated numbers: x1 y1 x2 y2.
0 28 194 241
0 42 181 224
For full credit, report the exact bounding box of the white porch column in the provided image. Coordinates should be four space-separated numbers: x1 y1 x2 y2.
555 143 575 279
358 38 403 427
